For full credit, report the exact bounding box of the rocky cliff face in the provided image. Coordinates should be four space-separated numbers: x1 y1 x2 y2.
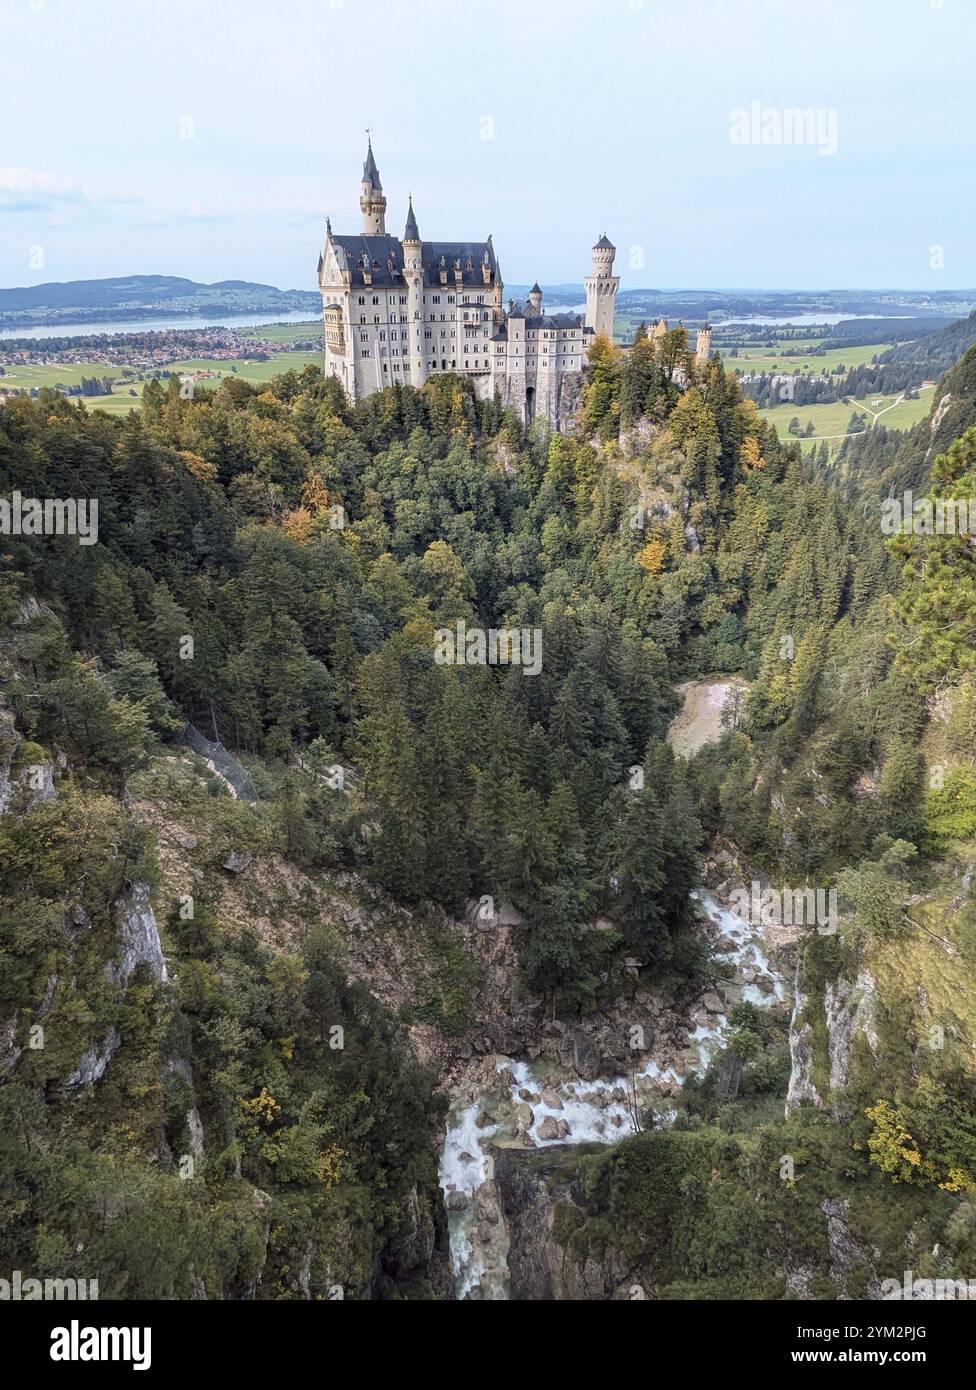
492 1145 630 1300
786 953 880 1117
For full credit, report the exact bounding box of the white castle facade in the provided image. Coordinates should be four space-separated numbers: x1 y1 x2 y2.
317 141 621 430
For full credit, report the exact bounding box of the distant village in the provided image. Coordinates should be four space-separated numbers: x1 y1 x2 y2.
0 325 322 401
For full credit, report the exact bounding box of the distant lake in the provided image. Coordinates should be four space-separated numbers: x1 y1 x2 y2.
715 312 917 327
0 310 322 341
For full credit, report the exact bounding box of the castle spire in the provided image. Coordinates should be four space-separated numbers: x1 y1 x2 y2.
360 135 386 234
404 194 420 243
362 135 382 192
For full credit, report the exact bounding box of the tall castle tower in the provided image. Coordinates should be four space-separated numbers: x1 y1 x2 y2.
402 196 427 388
584 234 620 342
695 324 713 365
360 138 386 235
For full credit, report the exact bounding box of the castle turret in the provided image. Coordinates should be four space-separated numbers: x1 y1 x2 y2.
402 196 426 388
696 323 713 365
584 234 620 342
360 138 387 235
527 281 543 316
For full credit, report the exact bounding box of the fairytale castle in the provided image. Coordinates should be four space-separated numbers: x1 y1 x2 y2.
317 141 712 431
317 141 621 430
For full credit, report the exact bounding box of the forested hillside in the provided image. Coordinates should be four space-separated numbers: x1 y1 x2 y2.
2 336 975 1298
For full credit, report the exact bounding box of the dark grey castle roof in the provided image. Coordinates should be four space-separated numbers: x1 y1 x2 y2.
421 240 498 287
404 197 420 241
330 233 499 288
500 303 586 329
594 234 615 249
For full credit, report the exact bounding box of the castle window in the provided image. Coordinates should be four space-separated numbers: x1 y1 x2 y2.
432 295 441 304
360 332 368 342
360 315 366 324
361 349 371 357
358 296 365 305
373 296 379 305
448 295 455 304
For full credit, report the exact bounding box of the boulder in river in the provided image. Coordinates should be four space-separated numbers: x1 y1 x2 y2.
514 1102 534 1132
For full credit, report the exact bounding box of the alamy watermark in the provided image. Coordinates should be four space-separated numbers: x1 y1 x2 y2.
729 881 837 935
881 1269 975 1301
434 619 542 676
881 490 976 537
729 101 838 157
0 491 98 545
1 1269 98 1300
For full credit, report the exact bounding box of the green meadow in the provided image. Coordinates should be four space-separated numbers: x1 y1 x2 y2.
759 385 934 451
725 340 895 374
239 321 323 345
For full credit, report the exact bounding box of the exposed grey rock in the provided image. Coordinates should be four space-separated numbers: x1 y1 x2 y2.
186 1107 205 1160
514 1102 534 1132
826 970 879 1093
223 849 252 874
0 1014 21 1075
65 1027 121 1088
107 881 167 987
24 763 57 809
821 1196 883 1299
786 958 822 1115
572 1037 600 1081
0 704 20 817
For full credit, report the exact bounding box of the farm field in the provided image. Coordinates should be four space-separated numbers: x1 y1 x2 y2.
239 321 322 345
0 349 322 414
164 352 322 384
0 360 138 391
725 340 896 373
759 385 934 450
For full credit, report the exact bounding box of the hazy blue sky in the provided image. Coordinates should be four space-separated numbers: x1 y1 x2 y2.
1 0 972 291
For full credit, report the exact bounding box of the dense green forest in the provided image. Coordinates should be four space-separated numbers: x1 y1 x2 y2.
2 334 976 1298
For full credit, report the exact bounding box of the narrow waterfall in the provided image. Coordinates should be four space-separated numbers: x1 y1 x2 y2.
439 891 788 1299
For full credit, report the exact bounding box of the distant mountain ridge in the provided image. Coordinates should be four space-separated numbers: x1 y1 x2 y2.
0 275 320 326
